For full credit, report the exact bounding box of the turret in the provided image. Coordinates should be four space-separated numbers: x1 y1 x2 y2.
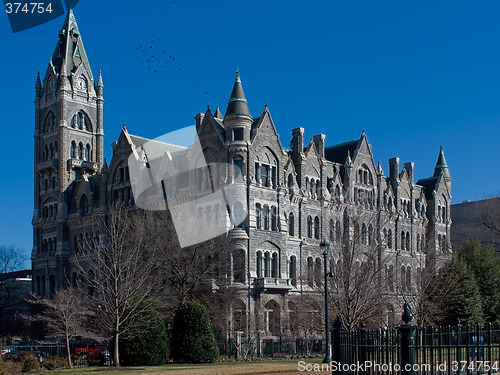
223 70 253 143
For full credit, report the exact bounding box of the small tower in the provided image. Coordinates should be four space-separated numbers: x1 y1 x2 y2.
223 69 253 144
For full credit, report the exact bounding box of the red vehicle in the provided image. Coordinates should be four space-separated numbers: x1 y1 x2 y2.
73 342 109 359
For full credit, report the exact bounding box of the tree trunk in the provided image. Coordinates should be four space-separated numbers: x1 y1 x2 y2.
65 333 73 368
113 331 120 367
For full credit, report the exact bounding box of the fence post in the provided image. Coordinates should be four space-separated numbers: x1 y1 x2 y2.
359 322 367 375
332 315 344 374
400 304 415 375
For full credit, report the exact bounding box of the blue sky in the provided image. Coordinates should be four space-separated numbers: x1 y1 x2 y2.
1 0 500 266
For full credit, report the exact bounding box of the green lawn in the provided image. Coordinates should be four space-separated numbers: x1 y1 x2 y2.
31 359 321 375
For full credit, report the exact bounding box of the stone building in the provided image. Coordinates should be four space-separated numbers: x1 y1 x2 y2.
32 10 452 344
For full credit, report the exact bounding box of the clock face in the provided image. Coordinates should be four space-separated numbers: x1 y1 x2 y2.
76 76 87 91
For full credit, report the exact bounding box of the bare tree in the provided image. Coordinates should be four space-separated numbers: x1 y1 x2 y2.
0 245 28 335
77 205 158 367
289 293 323 355
27 288 93 368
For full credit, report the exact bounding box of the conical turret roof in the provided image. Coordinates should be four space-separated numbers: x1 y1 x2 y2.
225 70 251 118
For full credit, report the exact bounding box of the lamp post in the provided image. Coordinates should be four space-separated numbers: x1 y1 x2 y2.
320 239 331 363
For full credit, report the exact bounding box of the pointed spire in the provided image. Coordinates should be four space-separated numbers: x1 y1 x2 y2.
214 106 223 119
433 146 451 180
377 160 383 175
97 70 103 87
345 150 353 167
35 72 42 97
51 8 94 83
225 69 251 118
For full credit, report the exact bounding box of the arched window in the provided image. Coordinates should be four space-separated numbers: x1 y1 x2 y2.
388 265 394 292
388 229 393 249
361 223 367 245
264 252 270 277
287 174 294 190
263 205 269 230
233 157 243 183
329 219 335 242
401 231 406 250
43 111 56 133
80 195 88 217
78 143 83 159
271 206 277 231
233 249 245 283
233 202 244 228
314 216 320 239
271 253 278 278
70 141 76 158
314 258 322 287
288 212 294 236
255 203 262 229
265 300 281 336
406 266 411 292
85 144 91 161
307 257 314 287
336 220 342 244
289 256 297 286
232 300 247 333
368 224 374 246
307 216 313 238
256 251 263 278
354 222 360 244
406 231 410 251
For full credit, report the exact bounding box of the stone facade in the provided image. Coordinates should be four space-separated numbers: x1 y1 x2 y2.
32 11 452 342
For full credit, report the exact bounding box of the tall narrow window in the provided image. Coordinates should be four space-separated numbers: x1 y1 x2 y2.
263 205 269 230
271 253 278 278
307 216 313 238
78 143 83 159
288 212 295 236
233 158 243 183
289 256 297 287
314 216 320 239
257 251 263 278
260 165 269 187
271 206 277 231
255 203 262 229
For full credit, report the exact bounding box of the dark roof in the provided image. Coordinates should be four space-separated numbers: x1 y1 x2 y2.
433 145 451 179
225 70 251 117
416 177 437 200
0 269 31 282
324 140 358 164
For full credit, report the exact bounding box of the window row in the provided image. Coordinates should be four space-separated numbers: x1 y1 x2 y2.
255 162 277 188
353 222 374 245
41 173 57 192
70 111 92 132
34 274 56 298
306 256 323 288
437 205 447 223
41 202 58 220
354 188 375 207
438 234 447 252
256 251 279 278
401 231 411 251
112 187 133 206
307 215 320 239
42 141 58 161
40 237 57 254
70 141 92 161
255 204 278 231
386 265 412 293
305 177 321 199
73 231 100 255
357 167 373 186
328 219 343 244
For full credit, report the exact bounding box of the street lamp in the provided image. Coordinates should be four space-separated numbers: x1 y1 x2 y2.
320 238 332 363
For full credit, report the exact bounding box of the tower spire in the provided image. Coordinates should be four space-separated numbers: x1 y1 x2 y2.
433 145 451 181
225 69 251 118
35 72 42 98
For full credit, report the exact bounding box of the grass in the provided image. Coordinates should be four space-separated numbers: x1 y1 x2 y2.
31 358 321 375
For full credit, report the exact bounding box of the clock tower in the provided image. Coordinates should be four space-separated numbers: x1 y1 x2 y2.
32 9 103 296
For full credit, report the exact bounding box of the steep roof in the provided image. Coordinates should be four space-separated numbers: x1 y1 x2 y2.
51 9 93 82
225 70 251 118
325 140 358 164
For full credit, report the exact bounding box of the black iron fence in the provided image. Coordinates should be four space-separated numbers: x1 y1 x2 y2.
333 307 500 375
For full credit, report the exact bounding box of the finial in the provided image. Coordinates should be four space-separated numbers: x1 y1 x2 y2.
361 129 366 136
122 122 126 129
440 145 443 152
235 69 241 83
264 102 268 109
402 302 413 324
207 103 211 109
